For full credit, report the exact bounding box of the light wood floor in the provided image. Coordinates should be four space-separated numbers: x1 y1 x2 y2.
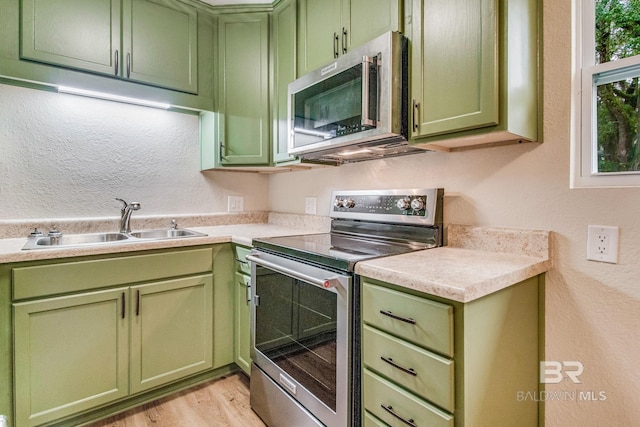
86 373 266 427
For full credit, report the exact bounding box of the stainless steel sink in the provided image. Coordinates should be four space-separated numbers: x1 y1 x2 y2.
129 229 207 239
22 228 207 250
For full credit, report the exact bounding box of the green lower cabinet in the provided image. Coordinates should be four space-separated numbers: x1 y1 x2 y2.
234 272 252 375
13 288 130 427
9 246 233 427
130 275 213 394
363 370 454 427
233 245 252 375
361 276 540 426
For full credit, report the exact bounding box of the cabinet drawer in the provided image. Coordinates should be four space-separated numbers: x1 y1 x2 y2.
13 248 213 300
363 410 387 426
234 245 251 275
363 324 454 412
363 370 453 427
362 281 454 357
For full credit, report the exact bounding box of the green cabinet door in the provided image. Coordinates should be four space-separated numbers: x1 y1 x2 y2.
297 0 402 77
13 288 129 427
410 0 498 138
123 0 198 93
20 0 121 76
130 275 213 394
216 13 270 166
272 0 297 164
346 0 402 52
234 272 252 375
296 0 342 76
20 0 197 93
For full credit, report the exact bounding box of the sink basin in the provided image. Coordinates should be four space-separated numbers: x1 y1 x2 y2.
129 229 207 239
22 228 207 250
24 232 130 249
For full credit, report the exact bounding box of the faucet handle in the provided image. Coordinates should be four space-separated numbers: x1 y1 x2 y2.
171 219 178 230
115 198 128 210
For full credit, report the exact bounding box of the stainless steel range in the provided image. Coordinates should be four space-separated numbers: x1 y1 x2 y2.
247 188 444 427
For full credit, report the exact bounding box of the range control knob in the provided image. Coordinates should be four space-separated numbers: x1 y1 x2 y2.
396 198 411 210
410 198 425 211
334 198 344 208
344 198 356 208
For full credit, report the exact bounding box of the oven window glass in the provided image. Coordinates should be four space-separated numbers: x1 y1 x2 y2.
292 61 377 147
254 268 338 411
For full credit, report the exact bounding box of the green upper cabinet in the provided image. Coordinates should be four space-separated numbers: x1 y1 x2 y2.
408 0 539 150
20 0 122 76
123 0 198 93
347 0 402 50
296 0 342 76
215 13 270 166
296 0 402 77
20 0 198 93
410 0 498 137
272 0 297 164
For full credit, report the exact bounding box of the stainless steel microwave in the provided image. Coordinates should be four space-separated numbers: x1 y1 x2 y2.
288 31 426 165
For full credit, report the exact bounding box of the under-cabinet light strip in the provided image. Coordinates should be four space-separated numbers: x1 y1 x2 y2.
57 86 171 110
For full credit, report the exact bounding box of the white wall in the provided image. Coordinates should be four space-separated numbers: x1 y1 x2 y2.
270 0 640 424
0 83 269 220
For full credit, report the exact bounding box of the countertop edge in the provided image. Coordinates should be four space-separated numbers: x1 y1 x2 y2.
355 247 551 303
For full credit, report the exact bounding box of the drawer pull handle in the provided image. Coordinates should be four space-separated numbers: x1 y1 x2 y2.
381 356 417 376
235 258 249 265
380 310 416 325
381 404 417 427
135 290 140 316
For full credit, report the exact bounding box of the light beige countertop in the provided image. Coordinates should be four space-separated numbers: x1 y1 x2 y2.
0 215 551 303
355 224 551 303
0 223 319 264
0 212 331 264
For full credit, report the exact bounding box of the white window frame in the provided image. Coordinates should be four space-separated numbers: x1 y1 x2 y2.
572 0 640 188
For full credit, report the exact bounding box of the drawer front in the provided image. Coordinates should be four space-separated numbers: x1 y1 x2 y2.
234 245 251 275
363 411 387 426
363 370 454 427
362 281 454 357
363 324 454 412
13 248 213 300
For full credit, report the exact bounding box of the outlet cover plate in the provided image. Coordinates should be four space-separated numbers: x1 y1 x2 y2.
305 197 317 214
587 225 619 264
228 196 244 213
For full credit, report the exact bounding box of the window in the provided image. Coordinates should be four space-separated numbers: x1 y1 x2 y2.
573 0 640 187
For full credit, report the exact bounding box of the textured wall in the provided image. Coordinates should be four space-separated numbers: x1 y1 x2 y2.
269 0 640 424
0 84 269 220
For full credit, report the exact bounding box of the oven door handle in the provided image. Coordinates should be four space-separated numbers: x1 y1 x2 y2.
246 254 341 290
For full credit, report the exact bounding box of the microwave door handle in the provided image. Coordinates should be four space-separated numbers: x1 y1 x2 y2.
361 56 376 127
246 254 341 290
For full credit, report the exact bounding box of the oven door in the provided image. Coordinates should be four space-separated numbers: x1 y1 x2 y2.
247 250 351 427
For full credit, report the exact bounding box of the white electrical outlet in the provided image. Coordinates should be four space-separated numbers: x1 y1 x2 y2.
587 225 619 264
305 197 317 214
228 196 244 213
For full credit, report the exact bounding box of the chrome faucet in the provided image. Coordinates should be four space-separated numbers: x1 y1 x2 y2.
116 198 141 233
